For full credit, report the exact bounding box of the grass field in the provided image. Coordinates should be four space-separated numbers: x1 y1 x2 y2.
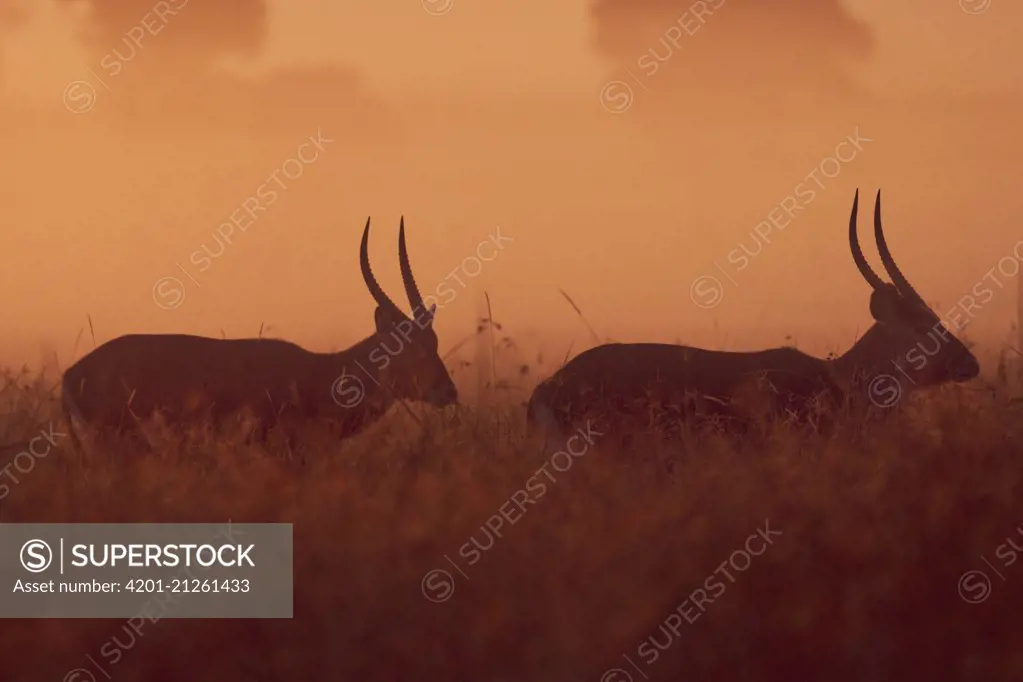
1 345 1022 682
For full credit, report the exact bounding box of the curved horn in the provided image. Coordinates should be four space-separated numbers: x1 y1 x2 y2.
849 189 884 290
360 217 402 313
873 190 926 304
397 216 430 320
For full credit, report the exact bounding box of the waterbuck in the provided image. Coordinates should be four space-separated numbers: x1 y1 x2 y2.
61 217 458 452
527 190 979 439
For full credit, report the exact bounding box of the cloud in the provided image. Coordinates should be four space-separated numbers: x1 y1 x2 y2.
47 0 390 134
0 0 32 90
591 0 875 114
53 0 266 65
0 0 30 26
100 64 398 136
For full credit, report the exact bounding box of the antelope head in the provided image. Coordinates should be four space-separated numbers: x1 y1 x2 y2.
842 189 980 388
360 217 459 407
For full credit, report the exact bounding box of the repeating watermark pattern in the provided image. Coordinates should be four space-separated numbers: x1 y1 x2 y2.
60 522 247 681
960 0 992 14
420 421 603 603
689 127 872 309
599 520 781 680
422 0 455 15
331 228 513 409
599 0 727 114
865 240 1023 407
0 422 66 500
62 0 189 114
958 521 1022 604
152 129 334 311
867 374 903 409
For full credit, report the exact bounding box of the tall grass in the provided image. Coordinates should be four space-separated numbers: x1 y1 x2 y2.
0 343 1022 682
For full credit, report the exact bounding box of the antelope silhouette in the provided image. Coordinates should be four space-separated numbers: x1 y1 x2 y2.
527 190 979 439
62 217 458 453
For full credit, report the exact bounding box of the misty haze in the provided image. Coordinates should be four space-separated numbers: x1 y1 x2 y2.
1 0 1022 680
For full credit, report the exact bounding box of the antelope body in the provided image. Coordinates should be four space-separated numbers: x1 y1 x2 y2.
528 344 843 436
527 190 979 438
62 218 457 452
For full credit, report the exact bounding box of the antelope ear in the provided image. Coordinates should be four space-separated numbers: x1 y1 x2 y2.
373 306 399 333
869 286 903 324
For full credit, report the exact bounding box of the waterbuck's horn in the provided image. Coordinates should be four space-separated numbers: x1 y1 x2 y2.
849 188 885 291
360 217 403 314
397 216 430 321
872 190 926 304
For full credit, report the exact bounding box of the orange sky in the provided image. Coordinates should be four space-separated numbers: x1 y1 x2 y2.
1 0 1021 377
